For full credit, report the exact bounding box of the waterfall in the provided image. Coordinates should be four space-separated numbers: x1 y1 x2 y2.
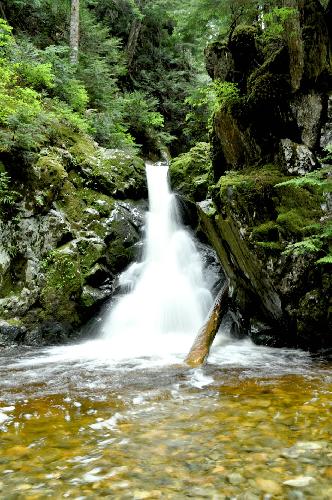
101 161 214 359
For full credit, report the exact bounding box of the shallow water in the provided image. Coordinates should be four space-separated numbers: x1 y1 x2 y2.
0 336 331 499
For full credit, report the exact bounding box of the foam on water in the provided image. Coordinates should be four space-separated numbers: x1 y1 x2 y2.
100 161 213 358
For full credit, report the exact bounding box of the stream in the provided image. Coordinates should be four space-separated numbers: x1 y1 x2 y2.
0 162 331 499
0 342 331 499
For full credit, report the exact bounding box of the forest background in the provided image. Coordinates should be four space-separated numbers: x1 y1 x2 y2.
2 0 327 162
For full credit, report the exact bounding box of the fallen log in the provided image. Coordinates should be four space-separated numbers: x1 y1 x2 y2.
185 282 229 367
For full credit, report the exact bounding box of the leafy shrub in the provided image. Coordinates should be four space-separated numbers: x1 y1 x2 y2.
0 172 19 207
260 7 297 45
213 80 240 108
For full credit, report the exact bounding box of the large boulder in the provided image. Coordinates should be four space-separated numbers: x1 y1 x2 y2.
0 134 147 346
198 0 332 349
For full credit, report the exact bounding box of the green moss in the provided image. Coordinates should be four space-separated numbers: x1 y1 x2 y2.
33 150 67 190
216 164 286 227
76 238 105 274
40 245 82 322
57 181 114 225
254 241 284 253
218 164 285 192
252 221 279 242
69 135 98 166
215 163 329 265
276 208 317 236
57 181 86 224
170 142 213 201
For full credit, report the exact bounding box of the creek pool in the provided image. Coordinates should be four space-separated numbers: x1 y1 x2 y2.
0 337 331 499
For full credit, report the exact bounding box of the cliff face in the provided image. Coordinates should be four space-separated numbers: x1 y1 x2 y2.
172 0 332 349
0 133 147 346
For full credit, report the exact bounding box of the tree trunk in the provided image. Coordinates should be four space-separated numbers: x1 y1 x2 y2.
185 282 229 367
70 0 80 65
126 18 143 68
126 0 146 69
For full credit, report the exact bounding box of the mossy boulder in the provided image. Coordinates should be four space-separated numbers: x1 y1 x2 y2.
105 201 145 274
198 163 332 348
70 144 147 200
0 124 148 344
170 143 213 201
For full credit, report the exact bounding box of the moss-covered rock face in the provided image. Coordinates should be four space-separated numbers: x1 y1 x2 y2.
0 130 147 345
199 0 332 349
73 146 147 200
169 143 213 201
200 163 332 349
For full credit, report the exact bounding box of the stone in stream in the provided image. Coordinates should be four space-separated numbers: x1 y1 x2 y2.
283 476 315 487
227 472 245 485
255 477 283 495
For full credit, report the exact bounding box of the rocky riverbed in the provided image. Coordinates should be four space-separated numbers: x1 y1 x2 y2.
0 338 331 499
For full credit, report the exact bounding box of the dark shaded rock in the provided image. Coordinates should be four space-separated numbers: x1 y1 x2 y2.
229 25 260 90
0 322 27 346
105 201 145 274
205 41 234 82
24 321 74 346
291 92 323 149
279 139 317 175
174 194 199 230
85 263 112 287
320 95 332 150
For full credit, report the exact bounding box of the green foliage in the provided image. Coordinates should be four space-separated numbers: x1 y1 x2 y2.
184 81 217 141
283 221 332 264
0 172 19 207
276 170 332 262
276 166 332 192
17 62 55 91
0 17 13 48
317 254 332 265
214 81 241 108
261 7 297 44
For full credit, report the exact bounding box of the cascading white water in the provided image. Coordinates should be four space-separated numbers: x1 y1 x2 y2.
101 161 214 359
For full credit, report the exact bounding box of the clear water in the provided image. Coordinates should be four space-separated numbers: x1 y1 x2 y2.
0 342 331 498
0 163 331 498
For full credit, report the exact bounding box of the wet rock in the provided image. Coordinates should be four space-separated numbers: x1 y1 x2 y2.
0 142 148 345
320 95 332 150
85 263 112 288
255 478 282 495
24 321 74 345
80 285 110 309
227 472 244 485
283 476 315 487
0 321 27 345
291 93 323 149
279 139 317 175
105 201 145 275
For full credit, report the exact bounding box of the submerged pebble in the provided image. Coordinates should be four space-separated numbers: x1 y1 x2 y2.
0 344 330 498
